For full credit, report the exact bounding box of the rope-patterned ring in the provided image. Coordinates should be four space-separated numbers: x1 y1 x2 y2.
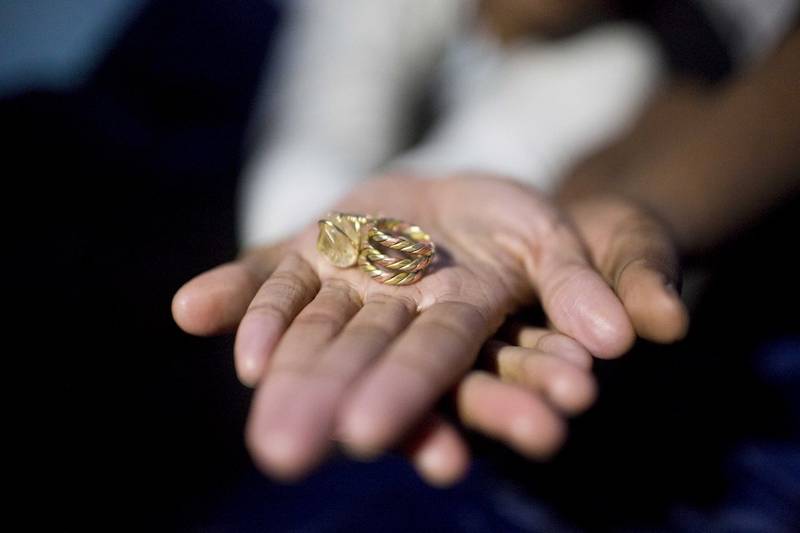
360 242 433 272
367 219 435 257
358 218 435 285
358 248 426 286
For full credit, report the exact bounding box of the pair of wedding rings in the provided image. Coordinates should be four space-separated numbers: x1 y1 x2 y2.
316 213 435 285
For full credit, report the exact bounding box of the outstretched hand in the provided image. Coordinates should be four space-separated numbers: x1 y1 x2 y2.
173 174 687 484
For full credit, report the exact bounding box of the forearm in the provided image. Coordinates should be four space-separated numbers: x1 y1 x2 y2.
563 28 800 252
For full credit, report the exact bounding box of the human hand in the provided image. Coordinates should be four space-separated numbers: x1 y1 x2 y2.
172 174 665 484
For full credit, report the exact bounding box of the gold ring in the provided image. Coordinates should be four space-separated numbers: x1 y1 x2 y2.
316 213 371 268
367 219 435 258
317 212 435 285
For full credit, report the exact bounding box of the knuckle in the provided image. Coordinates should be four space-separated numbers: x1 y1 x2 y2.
345 321 393 344
436 301 490 334
265 271 309 301
425 315 472 346
537 332 580 356
294 310 343 332
367 293 417 315
323 278 360 299
543 262 591 306
246 300 289 325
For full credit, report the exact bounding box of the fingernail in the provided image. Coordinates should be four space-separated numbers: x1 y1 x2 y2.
509 416 537 443
234 337 264 386
550 372 575 404
264 431 296 464
542 336 592 369
235 319 280 385
664 281 679 295
337 412 382 460
257 431 310 481
417 444 446 474
238 357 261 387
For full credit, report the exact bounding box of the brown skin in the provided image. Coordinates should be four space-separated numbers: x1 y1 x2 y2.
559 28 800 253
173 18 800 486
174 1 758 487
168 3 800 488
173 174 687 485
176 174 636 482
412 20 800 485
480 0 613 41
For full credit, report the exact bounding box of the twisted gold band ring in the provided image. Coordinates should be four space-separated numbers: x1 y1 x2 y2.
316 212 435 285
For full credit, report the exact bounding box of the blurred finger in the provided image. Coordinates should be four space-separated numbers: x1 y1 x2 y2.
266 278 362 375
246 294 415 480
529 220 635 358
403 415 471 488
569 197 689 343
311 293 416 379
336 301 488 458
616 260 688 343
171 242 286 336
456 371 567 459
233 252 320 386
500 322 592 369
482 340 597 415
172 262 262 336
246 371 339 481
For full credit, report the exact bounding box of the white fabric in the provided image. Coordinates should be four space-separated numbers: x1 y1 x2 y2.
239 0 474 247
391 23 663 190
238 1 663 248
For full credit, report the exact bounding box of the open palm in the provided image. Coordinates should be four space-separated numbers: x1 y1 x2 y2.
174 173 684 483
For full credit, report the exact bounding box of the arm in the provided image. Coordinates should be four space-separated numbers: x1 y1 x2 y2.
560 27 800 252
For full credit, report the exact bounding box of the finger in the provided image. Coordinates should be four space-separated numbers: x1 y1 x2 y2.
500 322 593 369
246 371 339 481
481 340 597 415
310 293 416 380
336 301 488 458
265 277 363 371
456 371 567 459
403 415 471 488
616 260 689 343
172 263 260 336
528 219 635 358
246 294 415 480
171 242 286 336
233 252 320 386
569 197 689 343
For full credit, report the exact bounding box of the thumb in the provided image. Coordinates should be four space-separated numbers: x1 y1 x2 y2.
171 240 289 336
566 196 689 344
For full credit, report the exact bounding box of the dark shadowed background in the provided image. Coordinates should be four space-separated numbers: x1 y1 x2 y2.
5 1 798 531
